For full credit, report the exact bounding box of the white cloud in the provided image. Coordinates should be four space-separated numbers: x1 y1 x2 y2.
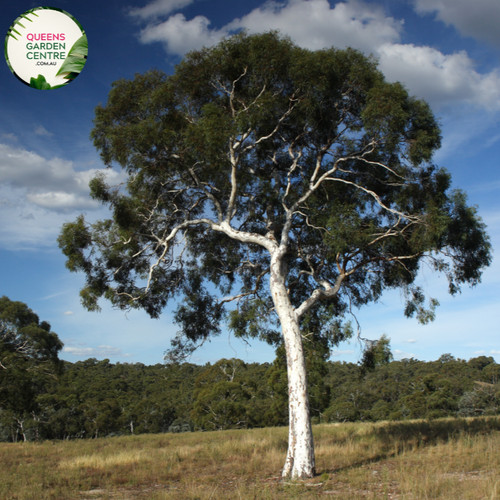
34 126 53 137
41 291 68 300
0 143 126 212
26 192 98 211
63 311 74 316
490 350 500 355
413 0 500 46
226 0 402 54
62 344 131 357
139 13 227 55
130 0 195 19
393 349 415 359
0 143 127 249
0 195 82 249
134 0 500 112
138 0 402 56
377 43 500 109
404 339 417 344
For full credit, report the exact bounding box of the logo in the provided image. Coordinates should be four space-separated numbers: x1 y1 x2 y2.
4 7 88 90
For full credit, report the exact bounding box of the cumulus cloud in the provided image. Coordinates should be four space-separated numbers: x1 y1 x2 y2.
0 143 128 249
130 0 195 19
377 43 500 109
0 190 80 249
63 344 131 357
138 0 402 56
226 0 402 54
0 143 124 212
63 311 74 316
413 0 500 46
404 339 417 344
139 13 227 55
134 0 500 111
26 192 98 211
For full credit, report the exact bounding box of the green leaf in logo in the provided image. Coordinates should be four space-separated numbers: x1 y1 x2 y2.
67 34 88 57
56 34 88 80
30 74 52 90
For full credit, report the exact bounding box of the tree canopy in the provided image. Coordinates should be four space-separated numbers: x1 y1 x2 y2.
0 296 63 442
59 32 491 477
0 296 62 371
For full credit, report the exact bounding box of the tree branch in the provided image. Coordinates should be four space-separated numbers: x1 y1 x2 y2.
295 273 345 320
187 164 224 222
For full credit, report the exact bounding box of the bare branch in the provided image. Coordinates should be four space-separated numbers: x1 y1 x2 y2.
355 156 407 180
227 140 240 223
228 68 248 117
282 145 303 206
241 96 298 154
218 267 269 307
324 177 422 222
188 164 224 222
295 273 345 320
235 83 267 116
294 211 328 232
118 216 278 302
345 251 424 277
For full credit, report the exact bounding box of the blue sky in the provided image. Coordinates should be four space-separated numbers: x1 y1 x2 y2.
1 0 499 366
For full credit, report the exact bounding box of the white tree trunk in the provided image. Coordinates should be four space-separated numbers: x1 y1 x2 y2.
270 254 315 479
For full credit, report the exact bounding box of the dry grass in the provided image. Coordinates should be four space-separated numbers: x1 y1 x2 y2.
1 417 499 499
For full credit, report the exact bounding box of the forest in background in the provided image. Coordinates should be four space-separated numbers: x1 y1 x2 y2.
2 293 499 443
2 345 499 442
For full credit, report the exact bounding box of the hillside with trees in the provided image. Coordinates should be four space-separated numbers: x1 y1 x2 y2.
2 297 499 443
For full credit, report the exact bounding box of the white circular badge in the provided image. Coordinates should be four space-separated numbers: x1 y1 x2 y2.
5 7 88 89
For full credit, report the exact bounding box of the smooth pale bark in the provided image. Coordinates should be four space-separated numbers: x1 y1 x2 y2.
270 253 315 479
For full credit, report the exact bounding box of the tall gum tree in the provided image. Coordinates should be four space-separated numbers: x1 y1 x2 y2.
58 32 491 478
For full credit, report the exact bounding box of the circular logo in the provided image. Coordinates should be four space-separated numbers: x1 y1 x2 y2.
4 7 88 90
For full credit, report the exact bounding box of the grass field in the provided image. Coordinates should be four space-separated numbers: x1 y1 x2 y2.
1 417 499 499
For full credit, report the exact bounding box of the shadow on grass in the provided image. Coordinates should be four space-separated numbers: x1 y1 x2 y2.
373 416 500 447
320 416 500 475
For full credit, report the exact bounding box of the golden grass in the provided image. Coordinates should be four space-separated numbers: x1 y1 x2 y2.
1 417 499 499
60 449 152 469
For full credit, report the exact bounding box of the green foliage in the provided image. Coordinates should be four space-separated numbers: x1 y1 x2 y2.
0 297 63 442
324 354 500 423
0 296 63 369
1 342 500 441
56 34 88 79
359 334 393 374
29 74 68 90
58 32 491 364
54 34 491 459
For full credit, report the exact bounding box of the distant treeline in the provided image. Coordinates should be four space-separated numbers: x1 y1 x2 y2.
1 351 499 442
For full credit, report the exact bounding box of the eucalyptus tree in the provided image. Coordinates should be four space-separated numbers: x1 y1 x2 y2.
0 296 63 371
0 296 63 441
59 32 491 478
